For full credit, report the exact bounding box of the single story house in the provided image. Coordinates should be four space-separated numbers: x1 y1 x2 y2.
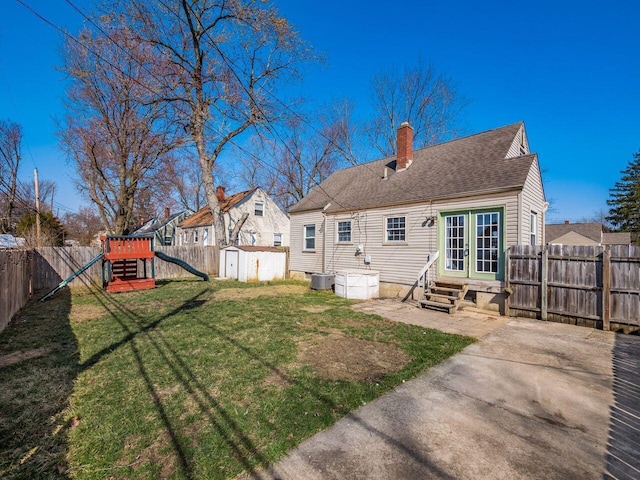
546 221 633 246
288 121 547 310
176 187 290 247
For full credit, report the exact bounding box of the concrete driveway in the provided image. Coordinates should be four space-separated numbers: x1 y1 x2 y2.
246 303 640 479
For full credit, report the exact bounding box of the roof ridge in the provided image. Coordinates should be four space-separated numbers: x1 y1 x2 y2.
321 121 526 175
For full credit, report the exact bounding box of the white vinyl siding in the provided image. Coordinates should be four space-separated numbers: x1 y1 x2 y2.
321 190 519 286
290 211 325 274
520 158 546 244
506 124 530 158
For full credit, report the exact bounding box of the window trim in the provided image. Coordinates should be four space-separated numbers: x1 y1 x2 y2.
530 212 537 245
336 219 352 244
273 233 282 247
254 201 264 217
383 215 407 244
303 224 316 251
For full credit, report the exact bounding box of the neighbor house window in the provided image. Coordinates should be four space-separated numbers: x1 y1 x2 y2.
182 231 187 244
337 220 351 243
193 229 199 244
203 228 209 246
304 225 316 250
530 212 537 245
254 201 264 216
274 233 282 247
385 216 406 242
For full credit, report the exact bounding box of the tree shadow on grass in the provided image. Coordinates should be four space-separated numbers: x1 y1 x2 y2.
18 279 457 479
603 333 640 480
0 288 76 479
91 283 460 479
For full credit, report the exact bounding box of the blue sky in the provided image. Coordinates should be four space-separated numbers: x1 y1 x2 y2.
1 0 638 223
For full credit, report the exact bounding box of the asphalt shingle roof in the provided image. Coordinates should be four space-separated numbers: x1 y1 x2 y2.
545 222 604 244
178 188 257 228
289 122 535 214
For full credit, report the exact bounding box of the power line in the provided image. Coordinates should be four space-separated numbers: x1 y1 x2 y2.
60 0 352 212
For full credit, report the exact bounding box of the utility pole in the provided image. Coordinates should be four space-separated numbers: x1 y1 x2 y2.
34 168 41 247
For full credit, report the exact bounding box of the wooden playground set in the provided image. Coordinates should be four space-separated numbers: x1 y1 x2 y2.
40 235 208 302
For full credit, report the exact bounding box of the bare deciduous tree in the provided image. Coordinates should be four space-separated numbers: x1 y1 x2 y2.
59 21 180 234
62 206 104 245
238 102 356 210
366 60 468 157
126 0 314 245
154 150 206 213
0 120 23 233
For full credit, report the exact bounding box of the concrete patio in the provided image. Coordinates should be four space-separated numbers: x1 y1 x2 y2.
244 300 640 479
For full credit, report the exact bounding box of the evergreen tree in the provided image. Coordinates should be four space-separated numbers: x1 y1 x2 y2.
607 150 640 232
17 211 66 246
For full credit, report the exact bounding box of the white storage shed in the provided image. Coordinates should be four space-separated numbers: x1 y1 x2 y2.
219 246 287 282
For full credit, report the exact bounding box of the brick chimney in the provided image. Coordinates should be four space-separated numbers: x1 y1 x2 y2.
397 122 413 171
564 220 570 225
216 186 226 202
164 207 170 219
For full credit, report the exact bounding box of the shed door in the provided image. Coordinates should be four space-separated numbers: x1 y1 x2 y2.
225 250 239 280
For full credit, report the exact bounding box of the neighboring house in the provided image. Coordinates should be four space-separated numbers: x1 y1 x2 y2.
603 232 633 245
176 187 290 247
0 234 26 249
546 221 633 246
288 121 547 308
132 208 192 246
545 221 604 246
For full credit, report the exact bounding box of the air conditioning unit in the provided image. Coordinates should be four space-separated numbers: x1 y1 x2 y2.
311 273 335 290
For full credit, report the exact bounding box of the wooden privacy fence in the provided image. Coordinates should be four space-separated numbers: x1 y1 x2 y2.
506 244 640 331
0 249 32 333
0 246 221 334
33 246 220 290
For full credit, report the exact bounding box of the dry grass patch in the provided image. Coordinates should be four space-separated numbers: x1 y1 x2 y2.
299 332 411 382
300 305 332 313
0 348 48 368
212 284 309 301
69 304 108 323
263 370 295 390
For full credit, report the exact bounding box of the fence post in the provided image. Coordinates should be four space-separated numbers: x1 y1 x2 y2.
602 247 611 331
541 246 548 321
504 247 510 317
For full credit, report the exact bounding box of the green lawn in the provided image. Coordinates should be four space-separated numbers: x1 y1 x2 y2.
0 279 474 479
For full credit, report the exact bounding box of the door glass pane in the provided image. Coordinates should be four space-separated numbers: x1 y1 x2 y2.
445 215 465 271
476 212 500 273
